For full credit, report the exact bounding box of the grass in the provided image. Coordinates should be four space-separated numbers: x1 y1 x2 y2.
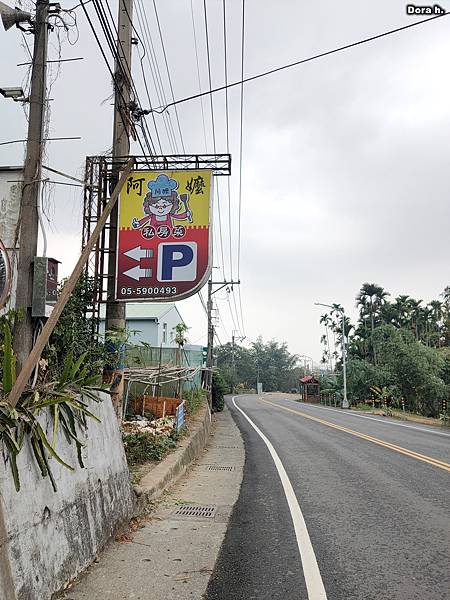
351 404 444 427
123 430 178 465
183 388 206 416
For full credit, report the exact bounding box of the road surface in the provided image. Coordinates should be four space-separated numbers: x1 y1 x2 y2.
205 394 450 600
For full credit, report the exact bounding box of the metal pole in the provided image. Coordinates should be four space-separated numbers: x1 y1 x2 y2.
13 0 49 371
231 332 236 394
104 0 133 419
206 278 213 406
341 308 349 409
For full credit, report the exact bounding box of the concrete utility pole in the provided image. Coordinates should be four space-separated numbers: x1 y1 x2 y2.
206 280 240 403
231 330 236 394
104 0 133 418
13 0 49 371
206 278 214 406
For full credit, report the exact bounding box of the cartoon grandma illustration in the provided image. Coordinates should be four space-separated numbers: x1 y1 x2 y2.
131 173 192 230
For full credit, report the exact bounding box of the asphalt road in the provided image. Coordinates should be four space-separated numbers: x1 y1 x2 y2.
205 394 450 600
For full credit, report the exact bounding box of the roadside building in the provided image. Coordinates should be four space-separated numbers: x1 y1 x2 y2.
99 302 185 347
299 375 321 403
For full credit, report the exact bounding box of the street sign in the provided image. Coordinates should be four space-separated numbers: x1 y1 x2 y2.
116 169 212 301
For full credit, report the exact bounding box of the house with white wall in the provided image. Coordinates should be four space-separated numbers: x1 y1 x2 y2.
99 303 185 348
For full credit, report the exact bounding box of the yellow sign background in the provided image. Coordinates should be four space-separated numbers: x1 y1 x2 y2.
119 169 212 229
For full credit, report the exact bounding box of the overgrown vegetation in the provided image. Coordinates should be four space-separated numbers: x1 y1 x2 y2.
46 273 111 375
0 320 106 491
216 336 301 393
123 429 181 465
212 371 227 412
183 387 206 415
319 283 450 417
0 276 110 491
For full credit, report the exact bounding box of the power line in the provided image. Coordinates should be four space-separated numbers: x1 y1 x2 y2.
237 0 245 280
203 0 226 281
134 0 175 153
135 0 180 153
152 0 186 154
78 0 152 160
150 12 450 114
118 0 164 153
190 0 209 153
97 0 157 156
222 0 233 282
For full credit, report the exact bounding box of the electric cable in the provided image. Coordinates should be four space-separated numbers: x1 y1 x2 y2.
222 0 233 282
135 0 180 153
152 0 186 153
203 0 226 281
150 11 450 114
79 0 152 160
94 0 157 156
190 0 209 153
115 0 164 154
134 0 176 153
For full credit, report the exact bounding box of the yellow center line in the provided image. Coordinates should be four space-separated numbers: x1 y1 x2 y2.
261 399 450 473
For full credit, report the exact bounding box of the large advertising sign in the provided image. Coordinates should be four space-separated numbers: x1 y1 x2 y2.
116 169 212 301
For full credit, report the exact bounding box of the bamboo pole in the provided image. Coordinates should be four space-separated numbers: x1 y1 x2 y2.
7 158 135 407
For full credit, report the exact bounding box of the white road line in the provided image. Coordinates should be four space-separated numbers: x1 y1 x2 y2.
277 397 450 438
232 396 328 600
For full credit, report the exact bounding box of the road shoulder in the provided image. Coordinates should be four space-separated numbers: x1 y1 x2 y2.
61 406 244 600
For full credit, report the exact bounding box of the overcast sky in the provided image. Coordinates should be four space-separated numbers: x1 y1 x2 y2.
1 0 450 363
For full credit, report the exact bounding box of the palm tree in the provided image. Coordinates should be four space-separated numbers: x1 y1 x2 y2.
356 283 390 364
429 300 443 347
407 298 423 340
320 313 333 371
394 295 411 328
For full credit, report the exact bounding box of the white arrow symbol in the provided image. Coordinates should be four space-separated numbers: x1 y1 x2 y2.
123 266 153 281
123 246 153 262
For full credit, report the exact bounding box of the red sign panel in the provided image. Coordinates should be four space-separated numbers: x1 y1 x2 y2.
116 169 212 301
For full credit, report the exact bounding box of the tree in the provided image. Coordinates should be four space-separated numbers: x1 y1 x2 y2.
216 337 299 393
374 325 446 416
356 283 390 364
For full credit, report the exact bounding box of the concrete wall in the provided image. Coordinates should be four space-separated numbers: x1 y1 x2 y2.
0 392 133 600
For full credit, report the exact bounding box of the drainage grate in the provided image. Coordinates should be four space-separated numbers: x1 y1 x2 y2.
207 465 234 472
216 445 239 449
172 504 217 518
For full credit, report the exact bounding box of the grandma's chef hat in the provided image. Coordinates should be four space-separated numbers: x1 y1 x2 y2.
148 173 178 198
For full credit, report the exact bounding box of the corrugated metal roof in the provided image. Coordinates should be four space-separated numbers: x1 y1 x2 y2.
99 302 182 321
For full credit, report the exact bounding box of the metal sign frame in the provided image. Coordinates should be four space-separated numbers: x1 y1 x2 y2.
82 155 231 325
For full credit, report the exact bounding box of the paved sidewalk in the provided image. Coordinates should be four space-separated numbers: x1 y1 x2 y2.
62 406 244 600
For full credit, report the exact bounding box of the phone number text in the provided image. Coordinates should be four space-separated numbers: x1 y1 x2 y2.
120 286 177 296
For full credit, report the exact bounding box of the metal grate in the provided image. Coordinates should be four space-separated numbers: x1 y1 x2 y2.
207 465 234 472
172 504 217 518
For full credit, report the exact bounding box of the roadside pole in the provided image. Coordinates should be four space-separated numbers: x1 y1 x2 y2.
231 331 235 394
341 308 349 408
13 0 49 371
206 278 214 407
104 0 133 419
206 280 240 405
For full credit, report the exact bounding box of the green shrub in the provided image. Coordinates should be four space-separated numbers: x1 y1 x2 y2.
183 388 206 415
212 371 227 412
123 431 177 465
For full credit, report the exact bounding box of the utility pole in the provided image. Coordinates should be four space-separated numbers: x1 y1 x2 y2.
206 279 240 404
231 331 235 394
206 278 214 406
341 308 348 409
104 0 133 419
13 0 49 371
